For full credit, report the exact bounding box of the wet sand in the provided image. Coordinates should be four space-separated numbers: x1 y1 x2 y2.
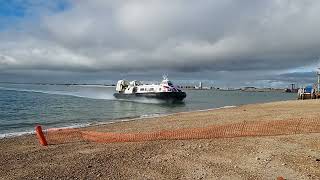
1 100 320 179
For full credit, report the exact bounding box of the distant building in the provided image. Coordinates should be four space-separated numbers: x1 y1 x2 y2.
195 81 203 89
285 83 298 93
241 87 257 91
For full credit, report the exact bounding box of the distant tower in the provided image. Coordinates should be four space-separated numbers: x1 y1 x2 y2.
290 83 295 91
199 82 202 89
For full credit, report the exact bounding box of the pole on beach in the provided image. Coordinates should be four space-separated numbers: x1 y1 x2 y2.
35 125 48 146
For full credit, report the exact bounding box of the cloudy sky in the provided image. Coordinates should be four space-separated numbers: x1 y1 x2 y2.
0 0 320 88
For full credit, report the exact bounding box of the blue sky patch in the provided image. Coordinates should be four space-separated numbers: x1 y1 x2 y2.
0 0 70 29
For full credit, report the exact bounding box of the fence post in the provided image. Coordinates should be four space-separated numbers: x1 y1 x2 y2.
35 125 48 146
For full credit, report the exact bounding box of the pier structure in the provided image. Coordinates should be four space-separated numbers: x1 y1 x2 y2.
298 68 320 99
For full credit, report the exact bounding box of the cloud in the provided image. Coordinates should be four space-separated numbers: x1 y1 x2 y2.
0 0 320 85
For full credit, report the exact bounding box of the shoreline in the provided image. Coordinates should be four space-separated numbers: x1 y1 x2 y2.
0 99 299 139
0 104 238 139
0 85 296 139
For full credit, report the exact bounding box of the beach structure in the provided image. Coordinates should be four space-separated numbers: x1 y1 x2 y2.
298 85 316 100
297 68 320 99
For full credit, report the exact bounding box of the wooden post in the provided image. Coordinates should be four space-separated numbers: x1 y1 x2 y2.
35 125 48 146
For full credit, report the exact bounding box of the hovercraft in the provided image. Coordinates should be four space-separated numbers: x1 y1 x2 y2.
113 76 186 102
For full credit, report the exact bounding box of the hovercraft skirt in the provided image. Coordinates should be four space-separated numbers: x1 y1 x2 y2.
113 92 186 101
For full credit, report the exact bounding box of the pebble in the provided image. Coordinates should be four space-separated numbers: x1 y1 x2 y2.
316 158 320 162
256 157 260 160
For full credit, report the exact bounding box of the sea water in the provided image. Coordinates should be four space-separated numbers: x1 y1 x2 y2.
0 83 296 137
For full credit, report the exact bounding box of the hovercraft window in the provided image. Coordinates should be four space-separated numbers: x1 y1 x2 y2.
140 88 144 91
149 88 154 91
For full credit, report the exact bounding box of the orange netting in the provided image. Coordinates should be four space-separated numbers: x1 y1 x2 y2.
41 118 320 145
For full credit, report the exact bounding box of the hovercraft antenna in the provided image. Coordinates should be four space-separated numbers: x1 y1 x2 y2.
163 74 168 81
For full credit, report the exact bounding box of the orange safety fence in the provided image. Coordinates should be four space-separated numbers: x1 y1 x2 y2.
36 118 320 146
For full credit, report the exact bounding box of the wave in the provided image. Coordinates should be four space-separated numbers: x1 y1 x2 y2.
0 86 115 100
44 123 92 131
0 130 34 139
0 123 91 139
0 105 237 139
0 86 168 104
116 98 167 104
